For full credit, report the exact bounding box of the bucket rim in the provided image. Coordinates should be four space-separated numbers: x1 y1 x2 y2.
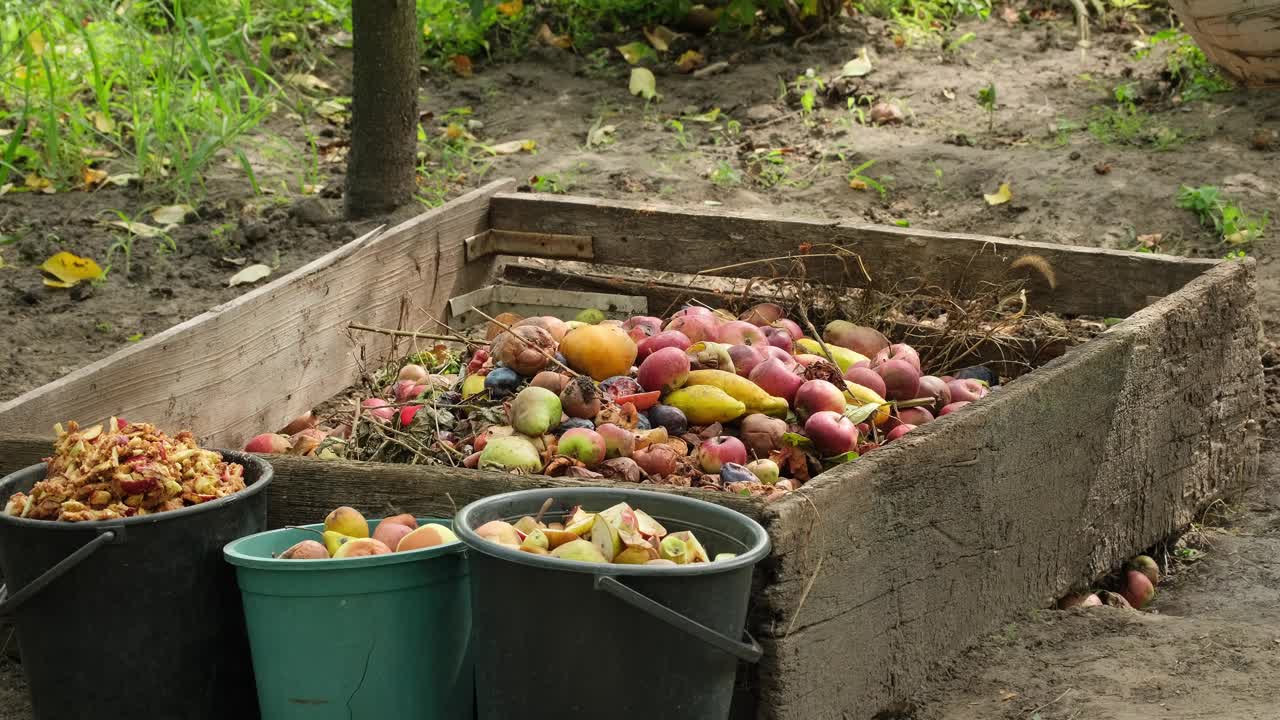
224 517 466 570
0 449 272 531
454 487 771 575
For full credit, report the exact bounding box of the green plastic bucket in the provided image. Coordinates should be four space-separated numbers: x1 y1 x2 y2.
223 518 472 719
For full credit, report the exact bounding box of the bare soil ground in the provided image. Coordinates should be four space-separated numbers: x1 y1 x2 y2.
2 11 1279 720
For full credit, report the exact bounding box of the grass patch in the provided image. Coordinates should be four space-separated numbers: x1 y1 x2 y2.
1086 83 1184 150
1177 184 1268 245
1135 28 1234 102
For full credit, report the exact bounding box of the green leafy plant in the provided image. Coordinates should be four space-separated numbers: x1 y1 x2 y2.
1087 83 1183 150
665 119 692 150
1136 29 1233 101
709 160 742 187
1177 184 1268 244
976 82 996 133
847 159 887 198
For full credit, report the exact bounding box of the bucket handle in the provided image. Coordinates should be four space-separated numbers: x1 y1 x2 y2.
0 528 120 616
593 575 763 663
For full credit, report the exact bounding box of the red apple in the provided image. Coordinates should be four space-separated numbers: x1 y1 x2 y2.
947 379 988 403
665 315 719 344
245 433 292 454
400 405 422 426
719 320 768 347
771 318 804 341
823 321 890 357
873 343 921 372
739 302 784 326
559 428 607 466
1121 570 1155 609
634 444 679 476
843 366 887 398
794 379 846 420
877 359 921 401
672 306 716 320
637 330 693 360
762 345 798 368
361 398 396 422
804 410 858 456
763 327 794 352
885 424 916 441
939 401 970 416
916 375 952 413
637 346 691 393
898 407 933 426
697 436 748 473
624 316 663 335
727 344 766 378
749 359 804 403
393 380 427 403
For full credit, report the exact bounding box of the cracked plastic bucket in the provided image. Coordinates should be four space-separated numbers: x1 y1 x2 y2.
455 487 770 720
223 518 472 720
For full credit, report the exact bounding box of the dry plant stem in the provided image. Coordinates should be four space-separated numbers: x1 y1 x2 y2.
348 323 480 346
784 491 825 637
533 497 555 525
469 307 581 377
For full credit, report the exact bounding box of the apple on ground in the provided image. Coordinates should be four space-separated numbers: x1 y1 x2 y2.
698 436 748 473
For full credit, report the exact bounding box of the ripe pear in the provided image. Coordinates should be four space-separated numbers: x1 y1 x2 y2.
669 531 710 563
615 544 659 564
278 539 329 560
323 530 354 556
324 506 369 538
565 512 596 537
550 538 607 563
396 523 457 552
333 537 392 558
541 528 579 549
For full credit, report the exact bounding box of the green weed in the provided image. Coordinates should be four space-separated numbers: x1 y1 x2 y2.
665 119 693 150
855 0 992 45
976 82 996 133
1177 184 1268 245
1087 83 1183 150
847 159 887 198
1136 29 1233 101
709 160 742 187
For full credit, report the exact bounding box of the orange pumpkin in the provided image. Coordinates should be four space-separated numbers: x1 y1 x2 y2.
560 325 638 381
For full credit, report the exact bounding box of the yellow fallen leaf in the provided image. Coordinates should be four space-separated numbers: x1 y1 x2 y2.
105 173 139 187
0 183 12 196
629 68 658 101
28 30 45 57
88 110 114 133
82 167 108 189
152 204 192 225
228 263 272 287
984 182 1012 205
643 25 679 52
496 0 523 16
107 220 166 238
849 178 868 191
677 50 706 73
316 98 349 123
536 24 572 49
24 174 54 194
41 251 103 288
285 73 335 92
488 139 536 155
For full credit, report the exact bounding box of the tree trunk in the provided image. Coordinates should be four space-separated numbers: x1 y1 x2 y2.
345 0 419 219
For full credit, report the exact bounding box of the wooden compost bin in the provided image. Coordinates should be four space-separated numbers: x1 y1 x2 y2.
0 179 1263 719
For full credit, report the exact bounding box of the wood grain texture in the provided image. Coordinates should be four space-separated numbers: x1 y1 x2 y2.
0 180 515 449
1169 0 1280 87
489 193 1218 319
751 259 1262 719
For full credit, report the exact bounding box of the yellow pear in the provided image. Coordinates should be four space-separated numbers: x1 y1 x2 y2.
324 506 369 538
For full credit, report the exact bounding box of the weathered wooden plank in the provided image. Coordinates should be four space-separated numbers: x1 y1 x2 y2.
488 193 1218 319
751 259 1262 719
0 180 516 449
465 229 594 262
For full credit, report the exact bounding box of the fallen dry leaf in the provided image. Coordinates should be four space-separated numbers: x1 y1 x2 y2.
488 139 536 155
839 47 873 78
629 68 658 101
107 220 166 238
41 251 103 288
496 0 522 15
285 73 335 93
315 98 349 123
984 182 1013 205
586 121 616 148
105 173 140 187
536 24 573 49
1000 5 1020 23
450 55 473 78
152 204 192 225
88 110 114 133
1093 162 1112 175
24 174 55 194
676 50 706 73
643 25 679 53
82 167 108 189
228 263 272 287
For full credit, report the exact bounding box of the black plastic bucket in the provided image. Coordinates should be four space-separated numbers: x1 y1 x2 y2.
0 450 271 720
455 487 770 720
